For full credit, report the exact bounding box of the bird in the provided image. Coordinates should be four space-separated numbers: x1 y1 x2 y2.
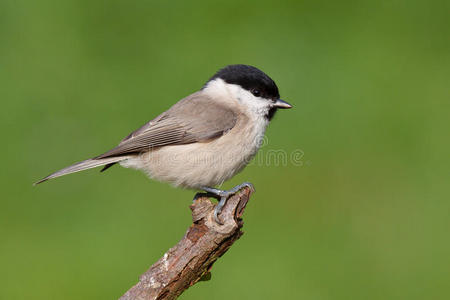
35 64 292 223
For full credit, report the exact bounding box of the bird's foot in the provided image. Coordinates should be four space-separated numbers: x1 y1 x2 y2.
202 182 255 225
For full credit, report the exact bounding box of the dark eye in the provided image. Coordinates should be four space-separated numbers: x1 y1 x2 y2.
251 89 261 97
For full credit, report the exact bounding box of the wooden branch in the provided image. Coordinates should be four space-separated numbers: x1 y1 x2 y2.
119 186 254 300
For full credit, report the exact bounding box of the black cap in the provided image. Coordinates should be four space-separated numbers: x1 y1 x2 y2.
206 64 280 100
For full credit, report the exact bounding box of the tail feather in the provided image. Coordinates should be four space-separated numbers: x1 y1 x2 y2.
100 162 117 172
34 156 128 185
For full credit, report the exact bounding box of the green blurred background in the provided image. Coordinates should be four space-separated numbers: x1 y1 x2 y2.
1 0 449 299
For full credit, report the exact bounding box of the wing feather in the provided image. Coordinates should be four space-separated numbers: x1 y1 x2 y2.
96 93 237 159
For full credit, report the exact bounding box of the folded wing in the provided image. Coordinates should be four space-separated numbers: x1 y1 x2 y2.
96 92 237 159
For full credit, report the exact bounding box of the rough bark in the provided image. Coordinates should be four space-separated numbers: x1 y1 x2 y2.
119 186 254 300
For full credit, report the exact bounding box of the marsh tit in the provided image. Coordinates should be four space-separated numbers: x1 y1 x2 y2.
35 64 292 223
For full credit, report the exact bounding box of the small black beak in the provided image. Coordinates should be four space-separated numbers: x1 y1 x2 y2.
274 99 292 109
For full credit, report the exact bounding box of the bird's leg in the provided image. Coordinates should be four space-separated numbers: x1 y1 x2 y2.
202 182 255 224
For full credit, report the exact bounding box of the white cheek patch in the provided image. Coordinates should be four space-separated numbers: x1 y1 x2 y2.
204 78 271 117
226 83 271 116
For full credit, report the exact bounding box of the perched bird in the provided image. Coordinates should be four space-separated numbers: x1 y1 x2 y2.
35 64 292 223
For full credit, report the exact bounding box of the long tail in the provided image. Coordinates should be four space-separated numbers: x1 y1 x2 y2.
34 156 129 185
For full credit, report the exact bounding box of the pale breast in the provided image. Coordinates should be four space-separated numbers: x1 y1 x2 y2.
121 114 268 189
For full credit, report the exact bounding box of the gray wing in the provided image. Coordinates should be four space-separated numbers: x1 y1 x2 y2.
96 92 237 159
